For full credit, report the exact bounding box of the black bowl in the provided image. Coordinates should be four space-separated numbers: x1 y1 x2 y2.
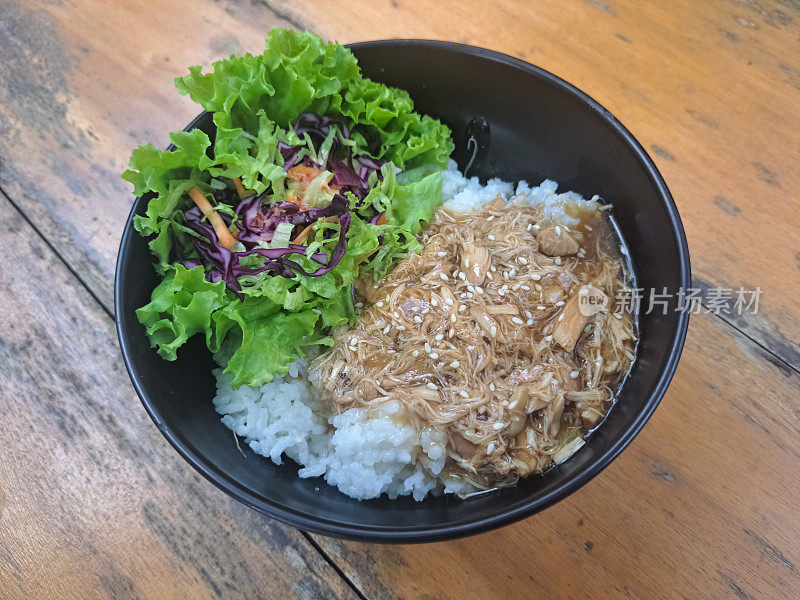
115 40 690 543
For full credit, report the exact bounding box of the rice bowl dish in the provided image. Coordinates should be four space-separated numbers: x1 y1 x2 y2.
124 30 637 504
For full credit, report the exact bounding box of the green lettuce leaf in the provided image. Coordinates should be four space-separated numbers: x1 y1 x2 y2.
124 28 454 389
215 297 319 388
135 265 230 360
391 170 444 234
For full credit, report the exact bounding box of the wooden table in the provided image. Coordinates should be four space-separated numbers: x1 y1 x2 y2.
0 0 797 598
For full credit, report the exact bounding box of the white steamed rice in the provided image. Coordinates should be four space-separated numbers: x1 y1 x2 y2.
212 160 602 501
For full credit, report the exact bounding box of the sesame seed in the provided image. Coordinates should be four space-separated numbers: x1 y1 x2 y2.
489 383 496 391
502 400 509 407
508 400 518 410
412 349 419 357
376 301 384 307
467 284 475 292
620 245 628 255
527 223 532 231
451 314 457 323
570 370 580 379
393 311 400 318
518 256 528 265
493 422 505 430
613 312 623 319
435 333 444 341
554 257 562 265
429 352 439 359
521 285 531 291
396 325 405 330
425 343 432 353
474 265 481 276
459 292 468 299
555 300 565 307
555 226 561 235
585 225 593 231
512 317 524 325
427 382 438 390
498 289 506 296
489 325 497 337
431 298 438 307
464 258 471 268
487 215 495 221
526 319 534 326
440 272 449 281
531 273 542 281
458 304 466 312
383 325 391 334
533 223 540 230
459 390 469 398
458 271 466 281
444 298 454 306
537 305 546 310
524 310 533 319
512 283 521 291
450 360 460 368
437 251 447 257
448 328 455 338
476 286 485 294
487 234 496 241
355 302 364 308
487 442 496 454
413 315 423 323
509 268 517 277
558 313 565 322
584 324 592 332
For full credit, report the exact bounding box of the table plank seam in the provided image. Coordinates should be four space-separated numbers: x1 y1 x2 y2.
697 303 800 377
252 0 311 32
0 182 114 320
300 531 370 600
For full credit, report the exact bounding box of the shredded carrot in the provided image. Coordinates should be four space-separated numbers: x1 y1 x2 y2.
290 223 315 245
376 213 388 226
285 195 304 208
188 187 237 250
287 165 325 184
233 177 247 198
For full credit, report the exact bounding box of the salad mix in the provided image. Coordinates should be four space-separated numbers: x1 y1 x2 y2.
124 29 453 388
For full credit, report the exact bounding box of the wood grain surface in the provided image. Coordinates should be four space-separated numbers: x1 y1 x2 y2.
0 0 797 598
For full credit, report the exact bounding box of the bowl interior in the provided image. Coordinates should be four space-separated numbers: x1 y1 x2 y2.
116 41 689 542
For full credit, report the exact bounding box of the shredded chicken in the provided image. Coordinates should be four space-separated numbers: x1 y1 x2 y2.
310 195 636 489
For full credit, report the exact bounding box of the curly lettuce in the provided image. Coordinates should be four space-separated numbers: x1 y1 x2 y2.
124 28 453 388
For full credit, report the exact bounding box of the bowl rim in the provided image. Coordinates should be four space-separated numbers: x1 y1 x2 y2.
115 38 692 543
